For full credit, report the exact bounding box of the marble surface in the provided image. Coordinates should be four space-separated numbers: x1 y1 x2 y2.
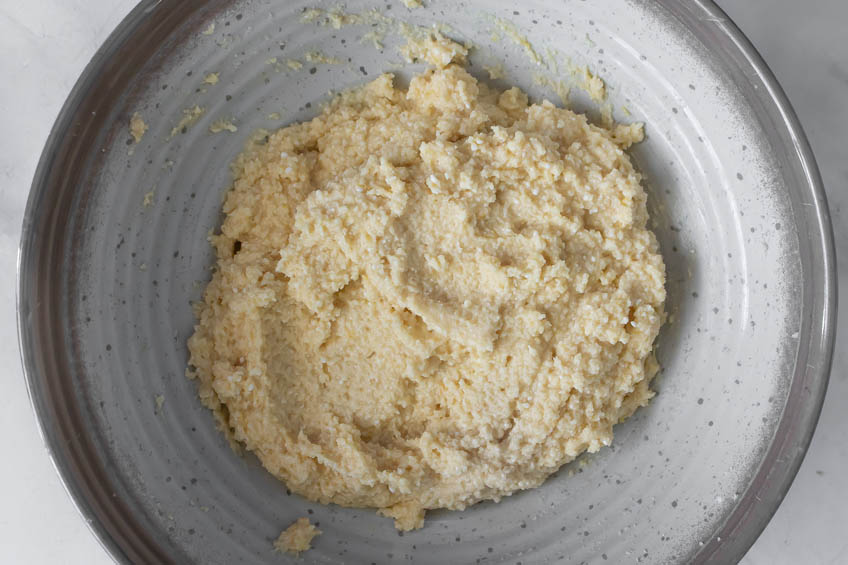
0 1 844 563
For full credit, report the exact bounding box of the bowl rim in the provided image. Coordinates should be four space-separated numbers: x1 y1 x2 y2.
16 0 836 563
670 1 837 562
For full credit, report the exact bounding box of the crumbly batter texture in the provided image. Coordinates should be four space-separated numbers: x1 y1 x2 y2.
274 518 321 555
129 112 148 143
188 41 665 531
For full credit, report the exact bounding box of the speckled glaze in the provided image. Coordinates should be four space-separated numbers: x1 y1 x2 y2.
18 0 835 564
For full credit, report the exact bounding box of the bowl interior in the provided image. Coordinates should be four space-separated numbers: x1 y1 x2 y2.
22 0 829 563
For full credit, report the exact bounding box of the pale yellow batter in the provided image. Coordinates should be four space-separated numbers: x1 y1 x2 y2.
274 518 321 555
188 37 665 531
129 112 147 144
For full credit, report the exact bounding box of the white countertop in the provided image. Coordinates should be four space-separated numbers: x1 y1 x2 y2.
1 1 845 563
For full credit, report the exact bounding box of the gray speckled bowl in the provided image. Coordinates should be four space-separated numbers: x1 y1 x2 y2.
18 0 835 563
